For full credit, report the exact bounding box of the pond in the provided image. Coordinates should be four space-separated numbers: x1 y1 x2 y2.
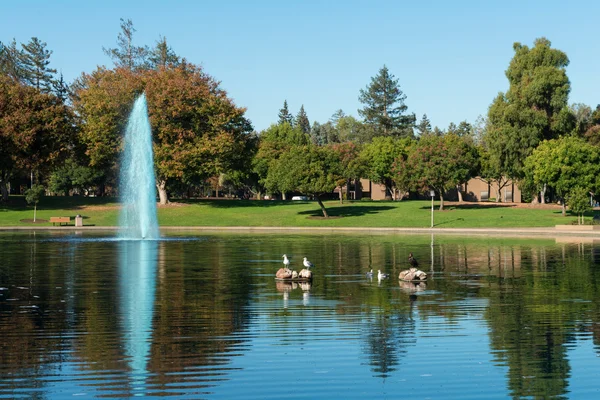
1 231 600 399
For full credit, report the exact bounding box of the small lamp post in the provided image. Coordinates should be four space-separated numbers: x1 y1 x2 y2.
430 190 435 228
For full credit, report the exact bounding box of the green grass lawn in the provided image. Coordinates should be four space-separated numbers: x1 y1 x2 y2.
0 195 587 228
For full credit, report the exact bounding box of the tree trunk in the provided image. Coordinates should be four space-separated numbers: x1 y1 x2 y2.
354 179 362 200
33 204 37 222
561 199 566 216
282 192 287 200
157 180 168 205
316 195 328 218
541 183 547 204
339 186 343 204
457 184 463 202
0 180 8 202
438 192 445 211
384 178 393 200
345 178 351 201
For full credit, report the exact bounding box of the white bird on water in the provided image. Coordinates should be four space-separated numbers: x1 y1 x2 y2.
366 269 374 278
303 257 314 269
377 270 389 280
282 254 290 268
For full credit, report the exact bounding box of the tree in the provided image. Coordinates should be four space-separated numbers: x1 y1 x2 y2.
25 184 44 222
103 18 149 71
358 65 416 138
361 136 412 199
0 76 76 201
145 63 254 204
296 104 310 134
264 144 342 217
19 37 56 92
278 99 294 126
523 136 600 216
71 67 143 194
73 62 253 203
253 122 310 198
478 144 512 202
48 158 104 196
400 134 478 210
568 186 592 225
330 142 364 202
310 120 337 145
148 35 180 69
416 114 432 136
0 39 24 81
336 115 376 144
570 103 593 136
484 38 575 181
446 121 473 138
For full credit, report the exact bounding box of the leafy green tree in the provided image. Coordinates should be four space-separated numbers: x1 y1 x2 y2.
264 144 342 217
330 142 364 202
446 121 473 138
361 136 412 199
358 65 415 138
19 37 56 93
103 18 149 71
148 35 180 69
336 115 376 144
0 76 76 201
296 104 310 134
253 122 309 198
416 114 432 136
568 186 592 225
48 158 104 196
278 99 294 126
524 136 600 216
478 144 512 202
570 103 593 136
399 134 478 210
25 184 44 222
484 38 576 180
310 120 336 145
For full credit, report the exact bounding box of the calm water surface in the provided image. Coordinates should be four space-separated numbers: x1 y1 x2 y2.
1 231 600 399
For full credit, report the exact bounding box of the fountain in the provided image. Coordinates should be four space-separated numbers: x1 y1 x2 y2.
118 93 159 239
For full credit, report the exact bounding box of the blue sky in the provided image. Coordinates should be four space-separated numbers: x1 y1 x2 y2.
2 0 599 132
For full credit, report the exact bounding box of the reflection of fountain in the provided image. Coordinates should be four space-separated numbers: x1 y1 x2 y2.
119 240 158 395
119 93 159 240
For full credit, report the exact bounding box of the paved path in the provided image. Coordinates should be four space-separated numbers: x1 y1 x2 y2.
1 225 600 239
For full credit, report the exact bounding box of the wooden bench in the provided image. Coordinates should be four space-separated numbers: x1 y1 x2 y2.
49 217 70 226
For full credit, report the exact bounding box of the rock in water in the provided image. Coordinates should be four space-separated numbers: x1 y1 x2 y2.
399 267 427 281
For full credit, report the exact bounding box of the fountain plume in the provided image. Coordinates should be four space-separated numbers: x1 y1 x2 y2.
119 93 159 239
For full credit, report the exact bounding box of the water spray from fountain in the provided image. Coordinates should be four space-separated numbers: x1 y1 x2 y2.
119 93 159 239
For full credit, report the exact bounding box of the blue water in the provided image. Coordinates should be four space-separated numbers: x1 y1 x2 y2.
118 93 159 239
2 232 600 399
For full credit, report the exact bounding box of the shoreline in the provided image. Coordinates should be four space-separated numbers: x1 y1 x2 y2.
1 225 600 239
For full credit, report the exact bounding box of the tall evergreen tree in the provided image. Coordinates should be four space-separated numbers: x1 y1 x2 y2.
52 72 70 102
358 65 416 138
0 39 24 81
296 105 310 134
19 37 56 92
484 37 575 180
278 100 294 125
148 35 180 69
103 18 149 71
416 114 432 136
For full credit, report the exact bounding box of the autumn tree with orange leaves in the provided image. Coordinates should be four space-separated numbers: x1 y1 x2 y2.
73 62 253 203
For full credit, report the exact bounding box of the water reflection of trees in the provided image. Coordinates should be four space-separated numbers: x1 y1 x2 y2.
3 234 600 398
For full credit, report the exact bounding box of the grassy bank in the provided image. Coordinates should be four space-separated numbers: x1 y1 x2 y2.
0 196 587 228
